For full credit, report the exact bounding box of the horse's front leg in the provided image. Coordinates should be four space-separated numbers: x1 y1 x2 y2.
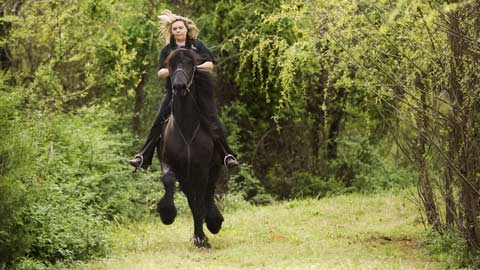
157 163 177 225
184 185 210 248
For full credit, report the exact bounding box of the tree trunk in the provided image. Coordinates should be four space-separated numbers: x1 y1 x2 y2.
132 72 147 133
446 3 480 248
326 87 345 160
444 144 456 228
415 75 441 231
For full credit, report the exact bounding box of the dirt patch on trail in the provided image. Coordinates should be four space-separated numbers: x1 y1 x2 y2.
365 236 424 252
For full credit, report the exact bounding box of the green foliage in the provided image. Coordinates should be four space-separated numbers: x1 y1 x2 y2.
24 189 108 263
218 2 320 123
0 102 163 267
2 0 478 268
425 230 471 269
0 74 32 267
1 1 168 267
264 165 345 199
0 175 29 267
13 257 48 270
228 165 273 205
5 0 162 114
331 133 415 193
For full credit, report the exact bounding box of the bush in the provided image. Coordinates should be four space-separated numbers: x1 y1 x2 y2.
330 133 415 193
0 176 29 268
23 189 108 263
0 81 34 268
260 132 414 199
0 104 163 268
425 230 472 269
290 173 345 199
229 164 274 205
264 165 345 199
13 257 48 270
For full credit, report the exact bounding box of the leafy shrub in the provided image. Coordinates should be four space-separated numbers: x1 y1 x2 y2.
289 173 345 199
260 132 414 199
24 189 108 263
12 257 47 270
0 79 34 268
0 176 29 268
331 133 415 193
32 106 148 222
0 104 164 268
229 164 274 205
425 230 471 269
264 165 345 199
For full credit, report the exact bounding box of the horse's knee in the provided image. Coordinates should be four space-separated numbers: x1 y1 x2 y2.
161 170 176 186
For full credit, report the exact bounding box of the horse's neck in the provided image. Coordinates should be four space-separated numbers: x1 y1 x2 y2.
172 94 200 138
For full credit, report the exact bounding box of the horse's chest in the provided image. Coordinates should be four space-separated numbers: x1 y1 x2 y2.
163 132 214 166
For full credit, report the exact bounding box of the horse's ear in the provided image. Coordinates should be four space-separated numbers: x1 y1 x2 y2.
165 50 179 68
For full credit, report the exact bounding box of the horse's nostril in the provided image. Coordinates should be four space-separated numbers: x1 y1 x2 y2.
173 84 185 90
173 84 187 95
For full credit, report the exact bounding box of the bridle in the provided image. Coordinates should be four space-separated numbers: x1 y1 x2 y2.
170 66 196 96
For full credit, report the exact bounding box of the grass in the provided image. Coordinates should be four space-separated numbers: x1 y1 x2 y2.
71 191 444 270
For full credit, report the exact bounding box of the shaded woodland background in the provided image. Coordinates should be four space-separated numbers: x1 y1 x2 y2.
1 0 479 269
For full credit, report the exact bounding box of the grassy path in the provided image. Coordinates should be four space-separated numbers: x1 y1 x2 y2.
72 191 443 270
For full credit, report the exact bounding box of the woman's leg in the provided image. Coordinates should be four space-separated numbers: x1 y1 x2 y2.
130 92 172 169
207 116 239 168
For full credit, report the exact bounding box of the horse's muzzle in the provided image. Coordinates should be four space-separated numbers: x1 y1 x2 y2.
173 83 188 96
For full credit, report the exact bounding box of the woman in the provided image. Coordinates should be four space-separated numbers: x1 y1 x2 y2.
129 10 238 170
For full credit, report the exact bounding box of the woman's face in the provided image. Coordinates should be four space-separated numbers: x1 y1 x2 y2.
171 20 188 43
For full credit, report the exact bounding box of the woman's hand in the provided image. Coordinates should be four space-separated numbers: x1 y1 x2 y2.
158 68 169 78
196 61 213 73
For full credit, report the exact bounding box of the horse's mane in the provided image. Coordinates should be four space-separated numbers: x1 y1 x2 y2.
192 69 218 118
194 70 215 96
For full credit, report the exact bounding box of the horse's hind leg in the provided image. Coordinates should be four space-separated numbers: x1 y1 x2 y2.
205 165 224 234
157 163 177 225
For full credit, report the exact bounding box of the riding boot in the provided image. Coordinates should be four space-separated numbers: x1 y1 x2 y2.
129 127 165 169
214 136 239 169
207 117 239 169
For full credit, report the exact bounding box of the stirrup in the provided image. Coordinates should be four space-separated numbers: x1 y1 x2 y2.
131 155 144 172
223 154 238 168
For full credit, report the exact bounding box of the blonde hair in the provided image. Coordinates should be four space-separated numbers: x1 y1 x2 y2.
158 10 199 44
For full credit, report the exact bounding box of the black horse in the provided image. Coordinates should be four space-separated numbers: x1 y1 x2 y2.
156 48 224 248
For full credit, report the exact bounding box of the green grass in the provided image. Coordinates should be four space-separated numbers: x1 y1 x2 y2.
71 191 444 270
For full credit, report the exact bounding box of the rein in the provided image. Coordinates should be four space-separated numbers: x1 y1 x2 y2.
172 118 200 182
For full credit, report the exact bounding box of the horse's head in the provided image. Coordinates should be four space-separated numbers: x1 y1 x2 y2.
167 49 198 97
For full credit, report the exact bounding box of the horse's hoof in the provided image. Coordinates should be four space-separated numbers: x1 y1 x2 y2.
192 236 210 248
206 208 224 234
157 197 177 225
